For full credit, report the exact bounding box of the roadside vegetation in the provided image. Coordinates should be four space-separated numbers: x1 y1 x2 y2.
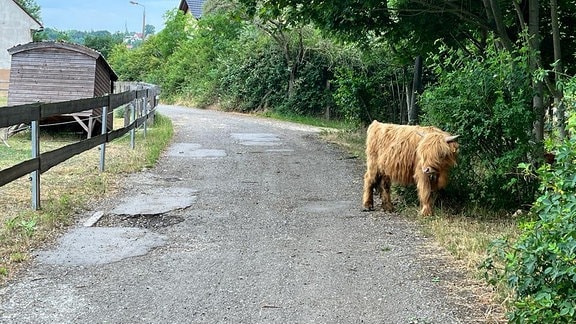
0 113 173 282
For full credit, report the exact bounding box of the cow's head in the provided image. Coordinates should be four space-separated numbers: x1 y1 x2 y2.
417 133 459 176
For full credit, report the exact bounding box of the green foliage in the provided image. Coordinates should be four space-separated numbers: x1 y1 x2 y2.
332 44 407 125
483 77 576 322
159 12 243 104
83 32 124 58
144 114 174 167
420 43 537 209
4 216 37 238
108 11 189 83
218 36 286 111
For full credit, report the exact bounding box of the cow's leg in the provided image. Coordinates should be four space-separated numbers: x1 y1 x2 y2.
416 178 434 216
362 168 378 211
379 175 393 212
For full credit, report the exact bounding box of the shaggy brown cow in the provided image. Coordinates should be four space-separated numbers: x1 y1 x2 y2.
362 121 459 216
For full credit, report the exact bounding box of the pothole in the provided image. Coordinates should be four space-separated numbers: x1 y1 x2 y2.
96 213 185 229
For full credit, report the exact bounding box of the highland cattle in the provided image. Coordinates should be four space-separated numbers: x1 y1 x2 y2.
362 121 459 216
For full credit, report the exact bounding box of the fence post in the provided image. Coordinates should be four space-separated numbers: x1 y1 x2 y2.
99 105 108 172
130 98 136 150
143 90 148 138
31 119 40 210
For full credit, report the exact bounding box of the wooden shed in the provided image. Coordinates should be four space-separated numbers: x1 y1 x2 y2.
7 41 118 136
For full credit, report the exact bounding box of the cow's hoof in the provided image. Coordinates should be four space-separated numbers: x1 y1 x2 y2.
420 207 433 216
362 206 374 212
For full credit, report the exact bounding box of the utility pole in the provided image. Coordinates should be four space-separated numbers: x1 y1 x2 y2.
129 1 145 41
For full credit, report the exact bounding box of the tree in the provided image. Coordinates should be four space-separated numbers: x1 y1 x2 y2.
15 0 41 21
145 24 156 37
84 32 124 59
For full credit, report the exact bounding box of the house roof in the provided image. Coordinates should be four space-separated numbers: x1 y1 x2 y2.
178 0 204 19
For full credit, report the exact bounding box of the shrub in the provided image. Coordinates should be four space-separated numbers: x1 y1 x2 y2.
420 44 538 210
483 77 576 322
332 44 409 125
217 35 287 112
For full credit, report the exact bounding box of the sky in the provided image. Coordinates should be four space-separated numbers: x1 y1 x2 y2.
35 0 180 33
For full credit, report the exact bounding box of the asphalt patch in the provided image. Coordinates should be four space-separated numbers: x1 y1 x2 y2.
231 133 281 146
36 227 166 266
166 143 226 158
110 187 198 216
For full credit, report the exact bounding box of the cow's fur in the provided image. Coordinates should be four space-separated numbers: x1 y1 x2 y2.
362 121 459 216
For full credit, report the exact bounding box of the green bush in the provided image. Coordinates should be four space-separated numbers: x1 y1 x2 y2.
420 44 538 209
332 44 409 125
483 77 576 323
217 36 287 112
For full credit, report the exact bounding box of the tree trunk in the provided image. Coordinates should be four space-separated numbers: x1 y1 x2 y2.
408 56 422 125
486 0 514 51
512 0 546 143
324 79 331 119
550 0 565 138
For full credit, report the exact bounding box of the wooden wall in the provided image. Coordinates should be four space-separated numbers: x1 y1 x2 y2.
7 42 117 132
94 58 114 127
8 47 95 106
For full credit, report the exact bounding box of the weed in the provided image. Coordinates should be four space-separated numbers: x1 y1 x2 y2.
9 252 27 263
19 218 37 237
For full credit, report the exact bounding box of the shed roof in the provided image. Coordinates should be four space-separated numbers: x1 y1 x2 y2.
178 0 204 19
8 41 118 81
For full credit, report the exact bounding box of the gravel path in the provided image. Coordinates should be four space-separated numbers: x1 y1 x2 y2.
0 105 493 323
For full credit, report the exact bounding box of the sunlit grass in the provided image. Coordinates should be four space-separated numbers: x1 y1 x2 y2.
258 110 355 129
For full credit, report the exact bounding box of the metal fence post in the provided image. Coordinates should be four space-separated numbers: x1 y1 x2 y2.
130 99 136 150
143 91 148 138
31 119 40 210
99 105 108 172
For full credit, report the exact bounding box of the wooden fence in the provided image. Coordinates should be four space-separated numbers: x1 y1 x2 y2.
0 83 160 209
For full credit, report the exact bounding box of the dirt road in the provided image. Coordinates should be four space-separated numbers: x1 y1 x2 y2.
1 105 488 323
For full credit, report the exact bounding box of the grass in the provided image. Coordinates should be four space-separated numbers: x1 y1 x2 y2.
0 112 173 282
258 110 355 129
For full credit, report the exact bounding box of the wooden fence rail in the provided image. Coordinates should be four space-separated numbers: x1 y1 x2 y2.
0 83 160 209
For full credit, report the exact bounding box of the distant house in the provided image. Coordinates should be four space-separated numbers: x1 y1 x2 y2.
0 0 43 97
178 0 205 19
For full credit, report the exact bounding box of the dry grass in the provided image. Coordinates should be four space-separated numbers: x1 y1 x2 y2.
0 113 173 281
